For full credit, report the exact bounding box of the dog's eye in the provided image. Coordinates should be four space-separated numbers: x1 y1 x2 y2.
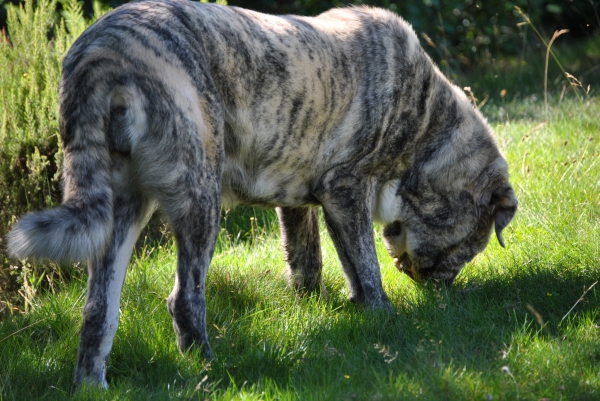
383 221 402 237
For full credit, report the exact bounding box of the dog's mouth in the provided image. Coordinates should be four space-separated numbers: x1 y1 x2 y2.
393 253 456 285
393 252 414 279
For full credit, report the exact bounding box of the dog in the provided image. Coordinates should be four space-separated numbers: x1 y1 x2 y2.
7 0 517 388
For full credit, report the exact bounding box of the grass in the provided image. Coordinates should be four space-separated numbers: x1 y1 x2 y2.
0 96 599 400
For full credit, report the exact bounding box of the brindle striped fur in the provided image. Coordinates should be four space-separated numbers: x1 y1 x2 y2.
7 0 517 388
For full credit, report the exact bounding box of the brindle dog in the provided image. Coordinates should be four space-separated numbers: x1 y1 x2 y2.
7 0 517 388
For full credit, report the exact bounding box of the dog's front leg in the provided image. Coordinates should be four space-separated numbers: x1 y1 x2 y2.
317 175 393 311
276 206 326 296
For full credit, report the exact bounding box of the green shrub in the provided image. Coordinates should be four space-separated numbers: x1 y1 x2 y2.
0 0 97 312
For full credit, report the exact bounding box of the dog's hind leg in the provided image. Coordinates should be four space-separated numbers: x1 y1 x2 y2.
156 121 223 358
165 183 221 359
276 207 326 295
73 161 152 389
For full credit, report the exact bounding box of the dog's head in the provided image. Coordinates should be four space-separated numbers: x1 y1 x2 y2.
379 157 517 285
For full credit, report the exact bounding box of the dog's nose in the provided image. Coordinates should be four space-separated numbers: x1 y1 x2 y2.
393 253 457 286
393 253 416 278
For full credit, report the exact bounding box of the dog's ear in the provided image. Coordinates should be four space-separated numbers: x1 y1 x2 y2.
474 159 518 248
490 181 517 248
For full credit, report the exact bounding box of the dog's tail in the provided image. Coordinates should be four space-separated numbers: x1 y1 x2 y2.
7 54 116 263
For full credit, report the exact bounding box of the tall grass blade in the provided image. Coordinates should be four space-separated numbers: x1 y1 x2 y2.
545 30 569 113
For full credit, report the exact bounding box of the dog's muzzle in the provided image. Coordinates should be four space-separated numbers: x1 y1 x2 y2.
393 253 456 286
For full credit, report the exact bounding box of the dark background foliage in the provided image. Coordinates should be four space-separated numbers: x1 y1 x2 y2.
1 0 599 48
1 0 598 93
94 0 600 39
2 0 598 92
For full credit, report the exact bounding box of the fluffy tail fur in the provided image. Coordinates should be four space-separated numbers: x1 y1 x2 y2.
7 51 115 262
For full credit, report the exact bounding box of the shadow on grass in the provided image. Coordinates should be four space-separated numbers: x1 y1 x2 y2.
198 264 599 398
1 259 597 399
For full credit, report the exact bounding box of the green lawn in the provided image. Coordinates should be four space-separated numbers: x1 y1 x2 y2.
0 97 599 400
